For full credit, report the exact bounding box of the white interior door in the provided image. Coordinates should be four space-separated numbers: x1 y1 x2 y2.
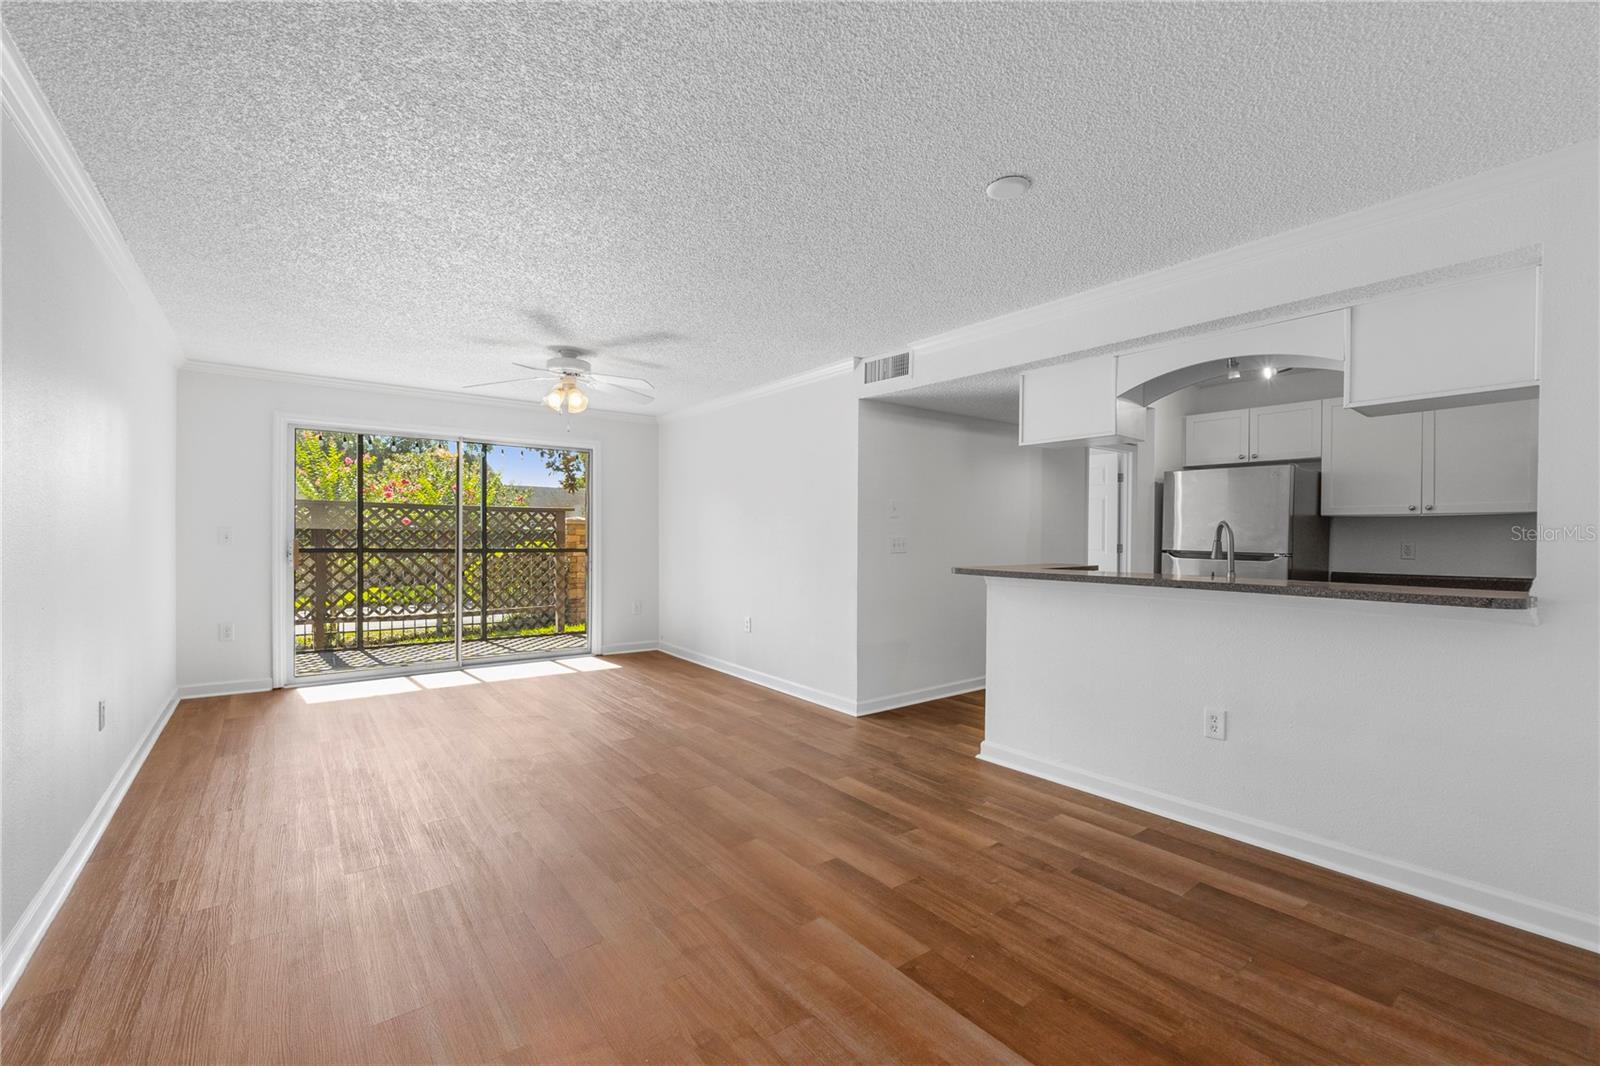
1086 449 1121 572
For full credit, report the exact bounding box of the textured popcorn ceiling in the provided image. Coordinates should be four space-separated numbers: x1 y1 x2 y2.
6 3 1596 413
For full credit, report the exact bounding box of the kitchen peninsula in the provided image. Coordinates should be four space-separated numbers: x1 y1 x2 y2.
953 555 1589 943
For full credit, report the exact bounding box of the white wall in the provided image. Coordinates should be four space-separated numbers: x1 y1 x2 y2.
175 369 659 692
1037 445 1089 563
857 402 1060 711
1 113 179 944
658 370 859 711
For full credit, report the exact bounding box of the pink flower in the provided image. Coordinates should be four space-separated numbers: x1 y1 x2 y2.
401 517 413 526
342 456 354 466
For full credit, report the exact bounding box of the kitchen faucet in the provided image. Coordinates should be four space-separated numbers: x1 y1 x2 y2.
1211 520 1236 580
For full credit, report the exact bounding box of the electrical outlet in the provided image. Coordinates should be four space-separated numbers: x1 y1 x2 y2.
97 700 106 732
888 499 902 520
217 525 233 546
1399 541 1416 561
742 616 752 633
889 536 909 555
1203 707 1227 740
218 622 235 642
632 600 643 615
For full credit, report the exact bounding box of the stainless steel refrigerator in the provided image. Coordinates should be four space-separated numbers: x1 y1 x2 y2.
1161 464 1329 580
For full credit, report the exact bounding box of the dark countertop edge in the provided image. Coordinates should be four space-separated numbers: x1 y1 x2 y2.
952 566 1536 610
1329 571 1534 593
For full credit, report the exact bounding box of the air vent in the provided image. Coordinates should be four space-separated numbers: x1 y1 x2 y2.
863 351 911 384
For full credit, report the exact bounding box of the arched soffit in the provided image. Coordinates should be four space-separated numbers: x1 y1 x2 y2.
1125 354 1344 406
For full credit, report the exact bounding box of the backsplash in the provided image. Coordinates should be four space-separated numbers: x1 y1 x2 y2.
1328 514 1536 578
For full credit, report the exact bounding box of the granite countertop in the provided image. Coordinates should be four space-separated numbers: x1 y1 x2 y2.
952 564 1536 610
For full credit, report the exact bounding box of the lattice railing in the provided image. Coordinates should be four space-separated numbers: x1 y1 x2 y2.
293 500 585 652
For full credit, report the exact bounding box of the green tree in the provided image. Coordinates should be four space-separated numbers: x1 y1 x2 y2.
294 430 356 500
537 449 588 494
293 432 504 503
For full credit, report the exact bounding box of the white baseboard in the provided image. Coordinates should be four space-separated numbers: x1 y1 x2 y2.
856 676 985 716
657 643 858 716
978 741 1599 952
2 689 183 1005
175 678 274 699
600 641 661 655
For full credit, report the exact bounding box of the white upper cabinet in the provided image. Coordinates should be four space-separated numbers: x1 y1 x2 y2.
1019 357 1145 446
1183 400 1321 466
1321 401 1425 515
1426 399 1538 515
1184 409 1249 465
1346 268 1539 415
1321 398 1537 516
1248 400 1323 462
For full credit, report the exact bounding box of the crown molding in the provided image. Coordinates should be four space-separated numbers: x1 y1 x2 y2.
658 358 855 422
1 26 180 356
909 140 1598 359
180 359 661 423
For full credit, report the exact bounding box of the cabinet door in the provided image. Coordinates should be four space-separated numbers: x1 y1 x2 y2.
1184 410 1249 466
1021 359 1130 445
1425 400 1538 515
1347 268 1539 414
1320 400 1424 516
1249 401 1323 462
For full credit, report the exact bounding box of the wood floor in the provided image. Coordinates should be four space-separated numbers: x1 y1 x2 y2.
4 652 1596 1065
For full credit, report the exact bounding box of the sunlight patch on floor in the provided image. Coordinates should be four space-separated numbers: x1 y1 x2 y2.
410 671 481 689
297 676 420 703
557 656 621 673
465 660 576 682
296 655 625 703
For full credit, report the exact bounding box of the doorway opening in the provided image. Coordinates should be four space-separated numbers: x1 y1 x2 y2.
1086 447 1132 574
289 427 591 680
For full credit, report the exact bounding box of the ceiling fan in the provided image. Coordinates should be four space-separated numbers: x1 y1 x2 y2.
463 346 654 414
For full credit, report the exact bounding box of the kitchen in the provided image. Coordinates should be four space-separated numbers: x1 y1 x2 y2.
909 212 1595 950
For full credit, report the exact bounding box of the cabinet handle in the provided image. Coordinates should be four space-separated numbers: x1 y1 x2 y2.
1251 453 1258 459
1424 504 1434 511
1408 504 1418 511
1237 454 1245 460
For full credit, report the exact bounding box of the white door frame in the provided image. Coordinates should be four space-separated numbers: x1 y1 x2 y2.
270 412 604 688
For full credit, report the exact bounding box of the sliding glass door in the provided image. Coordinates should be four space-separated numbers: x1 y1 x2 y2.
292 428 590 680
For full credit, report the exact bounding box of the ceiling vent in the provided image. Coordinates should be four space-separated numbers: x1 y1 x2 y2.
862 351 912 385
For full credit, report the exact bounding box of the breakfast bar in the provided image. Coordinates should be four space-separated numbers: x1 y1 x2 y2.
953 559 1582 941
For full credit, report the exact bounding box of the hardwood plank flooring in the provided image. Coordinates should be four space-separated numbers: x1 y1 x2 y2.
4 652 1596 1064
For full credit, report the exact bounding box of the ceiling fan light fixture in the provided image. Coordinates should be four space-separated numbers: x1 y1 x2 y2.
544 376 588 414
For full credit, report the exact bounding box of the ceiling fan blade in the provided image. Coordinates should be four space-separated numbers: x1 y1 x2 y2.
583 379 655 404
595 329 681 349
520 309 572 341
464 336 525 347
587 372 654 391
462 374 547 390
510 361 558 375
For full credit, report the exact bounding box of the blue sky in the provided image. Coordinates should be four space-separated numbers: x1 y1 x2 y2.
481 444 585 489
